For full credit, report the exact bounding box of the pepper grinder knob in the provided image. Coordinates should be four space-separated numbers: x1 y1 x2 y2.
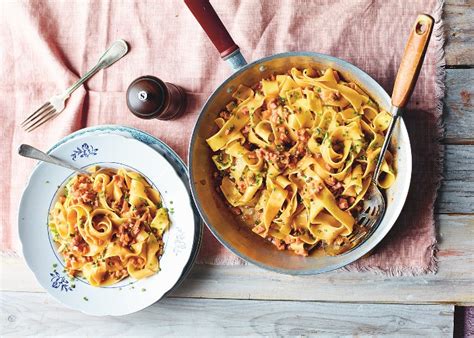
126 75 187 120
138 90 148 102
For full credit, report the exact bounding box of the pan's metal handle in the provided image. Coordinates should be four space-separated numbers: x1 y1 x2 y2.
184 0 247 71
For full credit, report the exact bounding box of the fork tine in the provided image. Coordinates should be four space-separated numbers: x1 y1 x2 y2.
21 102 51 127
22 105 55 130
25 109 58 132
23 106 56 131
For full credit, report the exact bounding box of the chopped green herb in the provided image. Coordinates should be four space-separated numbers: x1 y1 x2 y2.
83 297 89 301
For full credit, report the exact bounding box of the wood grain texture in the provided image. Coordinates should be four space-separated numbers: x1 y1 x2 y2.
2 214 473 304
0 292 454 336
445 0 474 66
437 145 474 213
444 69 474 141
174 215 473 305
0 3 472 335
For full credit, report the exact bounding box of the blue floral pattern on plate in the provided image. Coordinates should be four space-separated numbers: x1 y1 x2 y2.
70 143 98 161
50 270 74 292
51 126 200 283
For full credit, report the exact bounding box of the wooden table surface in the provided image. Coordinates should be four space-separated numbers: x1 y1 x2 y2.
1 1 472 336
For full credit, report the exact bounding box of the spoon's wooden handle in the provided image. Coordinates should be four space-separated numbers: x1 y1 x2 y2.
391 14 434 108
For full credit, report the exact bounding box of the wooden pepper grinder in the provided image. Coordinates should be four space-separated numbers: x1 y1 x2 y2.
126 75 187 120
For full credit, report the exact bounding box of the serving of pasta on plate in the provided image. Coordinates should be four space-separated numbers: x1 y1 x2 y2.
207 67 396 256
48 166 170 286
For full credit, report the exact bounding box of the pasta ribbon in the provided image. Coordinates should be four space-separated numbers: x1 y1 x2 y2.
207 67 396 256
48 167 170 286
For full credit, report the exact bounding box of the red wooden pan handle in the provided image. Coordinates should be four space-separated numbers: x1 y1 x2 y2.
184 0 240 59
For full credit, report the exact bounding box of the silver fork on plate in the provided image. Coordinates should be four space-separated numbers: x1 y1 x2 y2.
21 39 129 132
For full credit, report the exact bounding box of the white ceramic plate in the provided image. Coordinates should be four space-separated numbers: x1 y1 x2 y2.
18 127 199 316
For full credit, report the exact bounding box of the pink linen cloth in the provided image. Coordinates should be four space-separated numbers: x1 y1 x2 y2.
0 0 444 275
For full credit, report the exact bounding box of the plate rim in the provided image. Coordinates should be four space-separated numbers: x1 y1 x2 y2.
18 124 202 315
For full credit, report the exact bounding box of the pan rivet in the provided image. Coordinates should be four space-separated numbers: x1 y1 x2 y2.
259 65 267 72
226 86 235 94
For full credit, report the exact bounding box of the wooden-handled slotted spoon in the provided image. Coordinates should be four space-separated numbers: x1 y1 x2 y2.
326 14 434 255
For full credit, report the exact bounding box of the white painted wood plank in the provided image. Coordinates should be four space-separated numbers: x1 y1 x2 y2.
0 292 454 337
173 214 473 305
1 215 473 305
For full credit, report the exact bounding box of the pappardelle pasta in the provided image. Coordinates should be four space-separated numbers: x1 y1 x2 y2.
48 167 170 286
208 67 395 256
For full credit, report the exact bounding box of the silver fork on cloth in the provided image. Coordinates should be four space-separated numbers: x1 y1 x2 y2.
21 39 129 132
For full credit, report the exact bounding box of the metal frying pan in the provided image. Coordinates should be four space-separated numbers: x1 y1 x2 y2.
185 0 433 274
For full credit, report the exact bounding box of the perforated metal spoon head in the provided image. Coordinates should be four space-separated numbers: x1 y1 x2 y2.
323 184 386 256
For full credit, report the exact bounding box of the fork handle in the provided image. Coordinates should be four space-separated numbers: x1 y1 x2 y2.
64 40 129 97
